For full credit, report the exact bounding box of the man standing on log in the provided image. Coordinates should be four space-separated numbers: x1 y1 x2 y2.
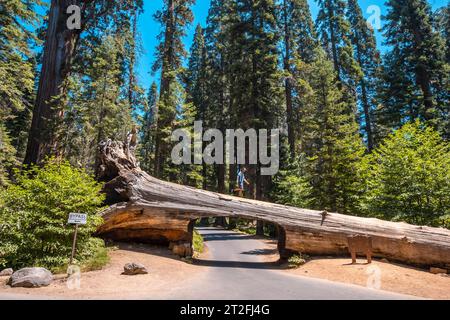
235 167 250 197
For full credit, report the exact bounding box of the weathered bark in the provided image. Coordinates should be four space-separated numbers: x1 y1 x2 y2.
97 140 450 268
354 40 374 151
24 0 118 165
24 0 82 165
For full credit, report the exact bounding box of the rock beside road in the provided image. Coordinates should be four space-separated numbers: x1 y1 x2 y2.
122 263 148 275
0 268 13 277
7 268 53 288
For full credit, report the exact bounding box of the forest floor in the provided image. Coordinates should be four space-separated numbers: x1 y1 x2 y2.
0 237 449 300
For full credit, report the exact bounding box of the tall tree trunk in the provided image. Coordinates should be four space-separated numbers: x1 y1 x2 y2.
128 8 138 109
256 220 265 236
416 66 434 119
154 0 175 178
360 79 374 151
411 23 434 120
355 42 374 151
283 0 295 158
326 0 340 81
24 0 81 165
217 163 225 193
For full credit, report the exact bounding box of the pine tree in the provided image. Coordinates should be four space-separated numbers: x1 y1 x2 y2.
174 90 203 188
228 0 283 200
139 82 159 173
346 0 382 151
24 0 143 165
300 49 365 214
0 0 39 115
376 51 416 139
54 1 146 172
380 0 449 138
62 34 135 172
201 0 283 229
0 0 41 183
434 4 450 139
435 3 450 63
204 0 236 194
186 25 207 116
316 0 362 96
186 24 216 190
0 124 16 187
152 0 195 179
279 0 318 157
271 138 312 208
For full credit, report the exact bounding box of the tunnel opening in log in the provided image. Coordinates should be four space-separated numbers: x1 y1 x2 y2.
183 217 292 263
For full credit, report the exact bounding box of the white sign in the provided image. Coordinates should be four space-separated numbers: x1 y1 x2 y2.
68 213 87 225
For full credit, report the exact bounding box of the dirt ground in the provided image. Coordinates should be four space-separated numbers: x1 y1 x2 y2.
260 239 450 300
0 243 202 299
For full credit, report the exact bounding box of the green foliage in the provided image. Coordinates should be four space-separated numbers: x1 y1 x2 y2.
0 0 41 114
234 226 257 236
63 33 139 171
299 49 366 214
138 82 159 174
272 173 311 208
434 3 450 63
193 230 204 254
279 0 318 156
378 0 449 140
0 0 41 181
346 0 381 150
316 0 362 93
287 254 308 269
79 241 110 272
361 121 450 226
271 156 312 208
152 0 195 179
0 124 17 187
0 159 106 270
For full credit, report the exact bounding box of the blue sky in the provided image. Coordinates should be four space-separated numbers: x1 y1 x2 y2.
35 0 449 90
137 0 448 90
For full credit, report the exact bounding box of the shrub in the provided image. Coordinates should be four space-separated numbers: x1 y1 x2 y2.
361 121 450 227
193 230 204 253
0 159 106 271
0 124 16 188
287 254 308 269
271 173 312 208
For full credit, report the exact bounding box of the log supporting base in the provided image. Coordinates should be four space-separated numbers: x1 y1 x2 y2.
96 140 450 268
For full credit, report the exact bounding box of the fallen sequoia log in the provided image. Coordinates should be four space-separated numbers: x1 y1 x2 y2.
96 139 450 269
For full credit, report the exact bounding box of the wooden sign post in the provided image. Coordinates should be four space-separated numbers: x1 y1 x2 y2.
68 213 87 265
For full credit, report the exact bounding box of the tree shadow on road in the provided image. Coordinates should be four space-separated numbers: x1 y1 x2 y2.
200 232 257 242
193 259 282 270
240 248 278 256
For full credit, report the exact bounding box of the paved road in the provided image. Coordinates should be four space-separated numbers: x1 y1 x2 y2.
163 227 418 300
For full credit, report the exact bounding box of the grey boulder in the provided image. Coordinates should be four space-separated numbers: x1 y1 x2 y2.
122 263 148 275
0 268 13 277
7 268 53 288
